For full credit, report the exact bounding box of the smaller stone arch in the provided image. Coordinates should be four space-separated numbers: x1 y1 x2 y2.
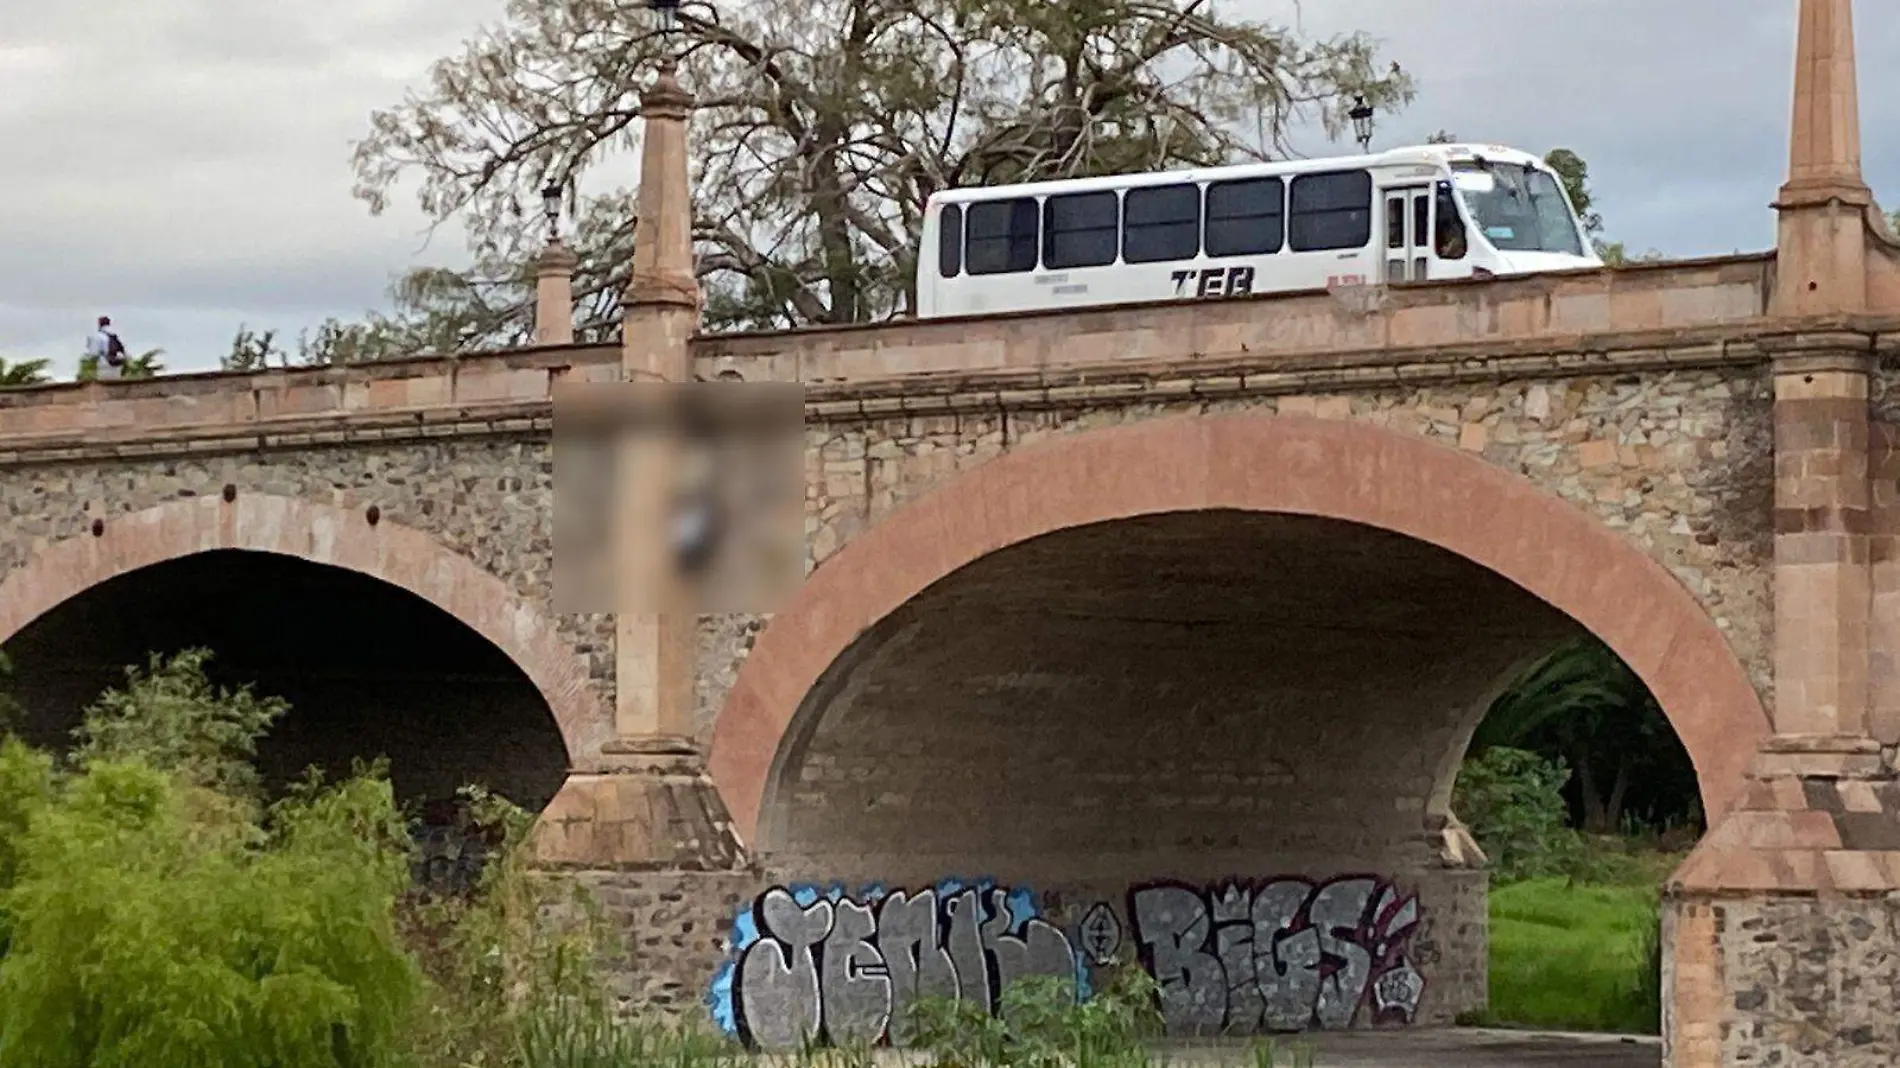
0 493 607 761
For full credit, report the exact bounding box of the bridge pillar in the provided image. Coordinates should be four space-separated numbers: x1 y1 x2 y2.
1663 3 1900 1064
529 55 754 1022
532 240 579 346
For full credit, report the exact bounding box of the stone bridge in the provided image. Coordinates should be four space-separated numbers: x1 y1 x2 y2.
0 2 1896 1064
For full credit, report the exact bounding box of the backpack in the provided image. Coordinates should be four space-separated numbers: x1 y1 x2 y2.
105 332 126 366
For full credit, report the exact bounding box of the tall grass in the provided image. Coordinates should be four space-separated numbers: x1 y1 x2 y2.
1484 877 1663 1034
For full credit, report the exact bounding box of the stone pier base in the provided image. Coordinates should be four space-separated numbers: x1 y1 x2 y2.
529 753 758 1028
571 869 760 1023
1663 739 1900 1067
1664 891 1900 1067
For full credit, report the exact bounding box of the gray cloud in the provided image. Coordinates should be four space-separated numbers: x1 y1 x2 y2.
0 0 495 373
2 0 1893 376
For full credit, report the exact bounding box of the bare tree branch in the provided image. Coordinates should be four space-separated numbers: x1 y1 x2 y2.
339 0 1415 346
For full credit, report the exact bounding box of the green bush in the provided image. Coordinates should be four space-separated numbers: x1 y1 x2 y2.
0 651 423 1068
0 647 673 1068
395 785 631 1068
512 1008 743 1068
1454 746 1582 883
903 964 1313 1068
907 966 1161 1068
72 649 289 802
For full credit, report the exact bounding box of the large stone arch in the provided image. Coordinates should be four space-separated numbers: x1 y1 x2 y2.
712 412 1770 846
0 492 606 762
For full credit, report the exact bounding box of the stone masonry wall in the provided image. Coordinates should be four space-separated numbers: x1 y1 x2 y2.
1666 893 1900 1067
574 870 761 1023
0 367 1777 779
0 363 1780 1043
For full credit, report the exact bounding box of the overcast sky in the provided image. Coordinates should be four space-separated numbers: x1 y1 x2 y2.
2 0 1894 377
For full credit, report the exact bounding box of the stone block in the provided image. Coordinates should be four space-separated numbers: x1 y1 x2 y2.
1666 892 1900 1067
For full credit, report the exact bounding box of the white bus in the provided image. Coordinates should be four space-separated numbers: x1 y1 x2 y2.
916 143 1602 318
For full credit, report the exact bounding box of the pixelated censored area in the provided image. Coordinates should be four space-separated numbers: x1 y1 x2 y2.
553 381 804 615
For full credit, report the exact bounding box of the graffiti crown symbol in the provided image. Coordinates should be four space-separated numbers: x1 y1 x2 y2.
1214 884 1248 916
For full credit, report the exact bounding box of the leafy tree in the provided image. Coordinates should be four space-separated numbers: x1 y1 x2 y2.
1541 149 1602 238
1471 635 1700 835
223 321 421 371
1539 150 1661 264
343 0 1415 347
1594 241 1663 267
221 324 288 371
71 650 288 802
1452 746 1578 882
0 358 51 388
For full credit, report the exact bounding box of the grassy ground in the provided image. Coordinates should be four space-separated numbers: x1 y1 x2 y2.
1479 845 1684 1035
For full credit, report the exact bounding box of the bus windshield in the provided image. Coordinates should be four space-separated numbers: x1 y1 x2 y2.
1449 161 1585 256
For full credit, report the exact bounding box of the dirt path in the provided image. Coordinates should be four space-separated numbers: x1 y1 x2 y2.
829 1030 1661 1068
1167 1029 1660 1067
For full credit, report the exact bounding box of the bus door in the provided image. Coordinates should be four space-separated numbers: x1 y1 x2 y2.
1379 184 1433 283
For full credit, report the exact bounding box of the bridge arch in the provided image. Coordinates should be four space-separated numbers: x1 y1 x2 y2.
711 412 1769 848
0 493 605 764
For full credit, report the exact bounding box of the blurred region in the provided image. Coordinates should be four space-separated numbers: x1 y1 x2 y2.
553 380 804 615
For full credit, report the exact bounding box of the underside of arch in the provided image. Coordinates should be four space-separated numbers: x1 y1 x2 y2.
0 493 607 763
711 413 1770 847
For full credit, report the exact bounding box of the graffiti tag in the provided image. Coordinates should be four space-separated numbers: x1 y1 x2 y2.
711 880 1079 1048
1129 876 1424 1034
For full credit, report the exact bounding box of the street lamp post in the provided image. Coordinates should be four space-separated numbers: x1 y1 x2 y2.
648 0 682 40
531 179 577 345
540 181 563 246
1350 95 1376 154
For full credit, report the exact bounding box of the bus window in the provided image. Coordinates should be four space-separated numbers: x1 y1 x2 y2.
938 204 963 278
1449 162 1584 256
1043 191 1120 269
1205 177 1284 257
1123 184 1201 263
1435 183 1468 261
1288 170 1372 252
966 198 1041 275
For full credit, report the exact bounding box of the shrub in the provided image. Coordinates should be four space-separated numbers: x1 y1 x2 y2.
907 965 1162 1068
0 650 424 1068
0 646 667 1068
1454 746 1581 883
0 758 423 1067
71 649 288 802
394 786 628 1068
904 963 1314 1068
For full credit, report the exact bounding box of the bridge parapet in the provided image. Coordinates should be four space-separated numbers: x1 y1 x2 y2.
0 343 620 462
704 255 1777 385
0 255 1795 462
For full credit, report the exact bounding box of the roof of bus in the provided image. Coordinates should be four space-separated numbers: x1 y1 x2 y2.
926 143 1546 205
